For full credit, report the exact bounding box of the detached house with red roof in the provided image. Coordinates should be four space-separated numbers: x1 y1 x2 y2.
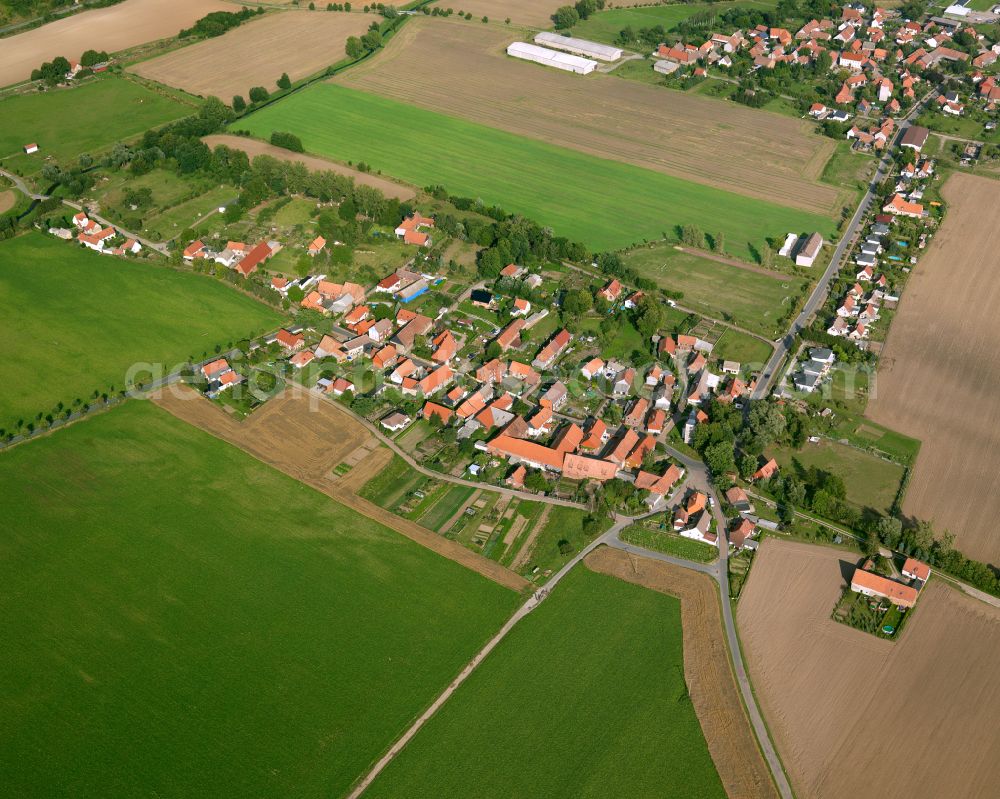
395 213 434 247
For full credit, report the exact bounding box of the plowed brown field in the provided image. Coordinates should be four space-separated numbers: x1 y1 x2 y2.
586 547 779 799
867 173 1000 563
335 18 840 215
0 0 231 88
152 384 528 591
201 134 415 200
131 11 377 101
738 539 1000 799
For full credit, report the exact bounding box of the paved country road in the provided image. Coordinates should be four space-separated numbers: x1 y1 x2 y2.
752 90 938 399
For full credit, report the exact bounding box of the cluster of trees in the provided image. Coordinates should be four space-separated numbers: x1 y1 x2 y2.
688 399 796 480
30 55 70 84
551 0 603 29
269 130 304 152
326 2 353 9
179 7 263 39
346 20 385 58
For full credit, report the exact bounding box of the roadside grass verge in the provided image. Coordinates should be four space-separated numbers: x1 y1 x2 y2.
364 566 726 799
0 400 519 798
237 83 835 258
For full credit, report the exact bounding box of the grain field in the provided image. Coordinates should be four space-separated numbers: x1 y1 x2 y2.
131 11 378 101
867 173 1000 563
738 538 1000 799
0 0 231 87
586 546 779 799
335 18 840 215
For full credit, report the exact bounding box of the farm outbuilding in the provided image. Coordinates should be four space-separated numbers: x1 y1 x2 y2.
533 31 623 62
506 42 597 75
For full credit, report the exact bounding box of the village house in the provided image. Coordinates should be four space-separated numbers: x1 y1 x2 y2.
395 212 434 247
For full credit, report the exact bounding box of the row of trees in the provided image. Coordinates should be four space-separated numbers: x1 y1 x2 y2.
178 7 263 39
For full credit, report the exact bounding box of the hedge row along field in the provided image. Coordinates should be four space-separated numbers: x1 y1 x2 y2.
238 83 835 258
0 401 520 798
365 566 726 798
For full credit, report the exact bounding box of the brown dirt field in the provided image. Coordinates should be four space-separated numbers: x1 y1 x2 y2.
152 384 528 591
867 173 1000 563
585 547 779 799
200 134 415 200
0 190 15 213
444 0 564 27
738 538 1000 798
130 11 377 100
0 0 231 88
335 18 840 215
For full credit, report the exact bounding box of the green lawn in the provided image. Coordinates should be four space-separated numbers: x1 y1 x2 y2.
620 524 720 562
712 329 773 366
238 84 835 258
360 453 422 507
0 401 519 798
142 183 239 240
517 504 611 581
366 566 725 798
569 0 776 44
418 484 477 532
770 438 905 514
623 244 809 337
0 78 193 174
0 233 283 431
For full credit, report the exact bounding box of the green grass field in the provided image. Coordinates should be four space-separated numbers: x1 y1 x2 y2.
623 244 809 337
238 84 835 257
366 566 725 798
771 438 905 513
712 329 774 366
569 0 776 44
418 484 477 532
621 524 719 562
0 78 193 174
0 401 519 798
0 233 283 430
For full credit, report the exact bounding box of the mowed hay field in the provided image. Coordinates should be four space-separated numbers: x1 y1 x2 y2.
240 84 833 256
867 173 1000 563
131 11 379 101
0 0 231 87
623 243 808 337
336 19 841 216
0 401 519 798
738 539 1000 799
569 0 776 44
365 565 726 799
0 233 282 430
0 78 193 174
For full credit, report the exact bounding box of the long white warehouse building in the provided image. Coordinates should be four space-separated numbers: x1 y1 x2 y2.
534 31 623 61
506 42 598 74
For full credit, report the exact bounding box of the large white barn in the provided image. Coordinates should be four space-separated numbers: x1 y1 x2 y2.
533 31 623 61
506 42 598 75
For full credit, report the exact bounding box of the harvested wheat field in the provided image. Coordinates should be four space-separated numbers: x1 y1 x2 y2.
153 384 528 591
739 538 1000 799
201 134 415 200
131 10 377 100
0 190 16 213
586 547 779 799
0 0 231 87
335 18 840 215
445 0 564 26
867 173 1000 563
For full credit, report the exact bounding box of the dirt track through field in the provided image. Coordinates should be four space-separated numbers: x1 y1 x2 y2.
738 538 1000 799
131 11 377 101
152 385 528 591
867 173 1000 563
200 134 415 200
585 547 779 799
336 18 840 215
0 0 231 88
